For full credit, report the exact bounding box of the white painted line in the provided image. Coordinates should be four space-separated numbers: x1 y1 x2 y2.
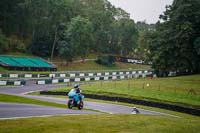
0 114 83 120
21 91 35 95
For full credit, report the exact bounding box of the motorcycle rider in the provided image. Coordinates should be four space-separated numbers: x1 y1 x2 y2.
69 83 81 94
73 83 82 100
68 83 84 109
73 83 81 94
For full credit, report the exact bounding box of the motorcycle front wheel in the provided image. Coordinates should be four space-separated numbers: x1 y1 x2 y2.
68 100 73 109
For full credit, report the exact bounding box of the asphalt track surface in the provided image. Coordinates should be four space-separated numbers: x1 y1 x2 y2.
0 102 97 119
0 84 175 119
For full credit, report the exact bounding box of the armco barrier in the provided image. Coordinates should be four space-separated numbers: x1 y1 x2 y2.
40 91 200 116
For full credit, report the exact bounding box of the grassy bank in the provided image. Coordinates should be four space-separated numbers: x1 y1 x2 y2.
56 61 150 71
0 114 199 133
0 53 150 72
0 93 67 108
0 61 150 73
50 75 200 108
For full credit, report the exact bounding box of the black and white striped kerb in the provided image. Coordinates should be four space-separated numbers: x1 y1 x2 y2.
0 69 153 79
36 74 142 85
0 69 154 85
0 80 26 86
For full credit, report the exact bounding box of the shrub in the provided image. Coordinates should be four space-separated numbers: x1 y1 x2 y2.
96 55 115 67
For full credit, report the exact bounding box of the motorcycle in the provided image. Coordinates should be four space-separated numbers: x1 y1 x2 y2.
67 90 84 110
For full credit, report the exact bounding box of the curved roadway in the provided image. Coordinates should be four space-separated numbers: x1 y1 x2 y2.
0 84 175 119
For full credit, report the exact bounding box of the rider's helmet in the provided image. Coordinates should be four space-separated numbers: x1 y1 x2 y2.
74 83 79 88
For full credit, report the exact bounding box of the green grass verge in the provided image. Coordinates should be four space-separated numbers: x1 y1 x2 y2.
50 75 200 108
0 93 67 108
0 114 199 133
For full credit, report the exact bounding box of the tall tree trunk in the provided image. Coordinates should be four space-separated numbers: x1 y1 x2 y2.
51 27 58 62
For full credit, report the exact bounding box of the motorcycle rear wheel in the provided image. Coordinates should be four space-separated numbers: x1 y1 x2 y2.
78 100 83 110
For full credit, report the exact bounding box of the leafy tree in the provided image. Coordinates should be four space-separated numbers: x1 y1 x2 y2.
136 21 156 61
194 37 200 55
66 16 94 61
0 30 8 54
0 0 140 61
109 18 138 56
57 23 74 64
149 0 200 76
81 0 115 54
57 40 74 64
49 0 74 61
29 33 53 57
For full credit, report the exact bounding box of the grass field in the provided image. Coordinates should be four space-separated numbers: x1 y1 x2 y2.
50 75 200 108
0 114 199 133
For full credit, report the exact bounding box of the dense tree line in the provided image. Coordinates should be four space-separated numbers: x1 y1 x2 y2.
0 0 138 62
140 0 200 76
1 0 199 76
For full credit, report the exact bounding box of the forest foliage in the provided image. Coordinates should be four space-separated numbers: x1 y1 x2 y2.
0 0 200 76
0 0 138 59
